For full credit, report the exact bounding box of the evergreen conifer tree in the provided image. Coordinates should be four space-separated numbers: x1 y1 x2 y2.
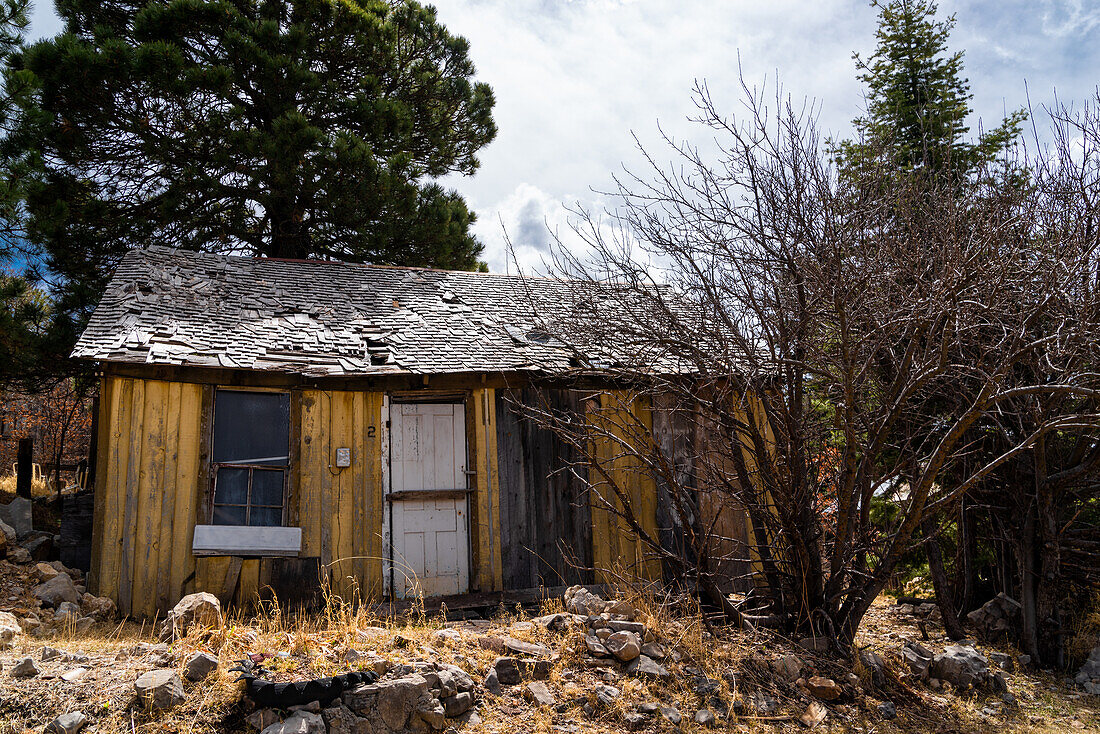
4 0 496 364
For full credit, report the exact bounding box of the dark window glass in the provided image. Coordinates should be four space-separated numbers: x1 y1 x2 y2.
213 467 249 506
212 505 246 526
251 470 284 507
212 391 290 465
210 390 289 527
249 507 283 527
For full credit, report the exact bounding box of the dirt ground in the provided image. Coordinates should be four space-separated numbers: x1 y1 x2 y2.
0 557 1098 734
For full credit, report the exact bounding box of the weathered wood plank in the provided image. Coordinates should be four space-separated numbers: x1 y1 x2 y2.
497 388 593 590
168 383 202 608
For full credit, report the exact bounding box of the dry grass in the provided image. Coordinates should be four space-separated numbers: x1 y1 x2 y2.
1 568 1098 733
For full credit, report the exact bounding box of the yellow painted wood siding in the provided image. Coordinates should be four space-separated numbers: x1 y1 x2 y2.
89 376 203 619
471 388 502 592
589 390 661 584
298 389 385 603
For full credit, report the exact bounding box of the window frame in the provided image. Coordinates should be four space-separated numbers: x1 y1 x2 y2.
208 388 291 528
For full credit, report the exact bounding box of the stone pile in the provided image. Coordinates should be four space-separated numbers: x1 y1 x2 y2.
1075 645 1100 695
965 593 1022 641
253 661 479 734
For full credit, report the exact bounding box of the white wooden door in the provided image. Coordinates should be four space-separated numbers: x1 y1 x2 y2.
388 402 470 598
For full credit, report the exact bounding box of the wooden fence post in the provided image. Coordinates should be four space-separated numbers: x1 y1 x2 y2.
16 436 33 498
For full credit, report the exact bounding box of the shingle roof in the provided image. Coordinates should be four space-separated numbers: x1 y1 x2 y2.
72 246 654 377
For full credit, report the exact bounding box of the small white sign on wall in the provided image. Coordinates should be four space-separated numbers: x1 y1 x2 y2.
335 447 352 467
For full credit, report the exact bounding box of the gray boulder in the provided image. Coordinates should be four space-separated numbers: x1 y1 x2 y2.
10 657 39 678
966 593 1022 641
376 675 429 730
931 645 990 689
902 641 934 679
564 585 606 616
626 654 669 679
135 669 186 710
260 711 325 734
34 573 80 608
0 611 20 650
0 497 32 538
184 651 219 682
159 592 222 641
45 712 88 734
605 631 641 662
442 691 473 717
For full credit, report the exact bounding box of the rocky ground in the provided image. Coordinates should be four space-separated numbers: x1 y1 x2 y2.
1 513 1099 733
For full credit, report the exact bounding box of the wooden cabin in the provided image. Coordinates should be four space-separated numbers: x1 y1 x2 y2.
73 246 751 618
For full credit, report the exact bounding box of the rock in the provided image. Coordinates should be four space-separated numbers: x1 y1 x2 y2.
1018 654 1032 667
0 517 16 546
533 613 568 631
902 641 934 679
45 712 88 734
73 617 95 634
260 711 325 734
184 651 219 682
806 676 843 701
773 654 804 682
376 675 429 730
595 684 620 707
483 668 501 696
35 562 60 582
81 593 117 619
34 573 80 608
320 705 360 734
640 641 666 660
41 646 63 661
10 657 40 678
431 628 461 646
604 599 637 619
752 691 779 715
439 663 474 692
692 675 721 696
60 668 87 682
585 635 609 656
800 701 828 728
22 532 53 561
7 545 30 564
659 705 682 725
247 710 281 730
502 636 552 657
1075 646 1100 689
990 652 1014 671
605 631 641 662
694 708 716 727
135 669 186 710
525 680 556 707
966 593 1023 641
422 669 457 698
441 691 473 717
564 585 606 616
0 497 33 538
0 611 21 650
55 601 82 621
931 645 990 690
491 657 522 686
416 694 446 730
859 649 887 687
626 654 669 679
159 592 222 641
606 619 645 635
878 700 897 719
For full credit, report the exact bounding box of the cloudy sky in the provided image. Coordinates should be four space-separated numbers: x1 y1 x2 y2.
27 0 1100 272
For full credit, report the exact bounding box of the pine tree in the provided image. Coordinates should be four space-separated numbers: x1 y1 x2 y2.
4 0 496 355
835 0 1024 182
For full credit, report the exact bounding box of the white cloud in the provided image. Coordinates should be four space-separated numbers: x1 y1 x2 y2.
25 0 1100 271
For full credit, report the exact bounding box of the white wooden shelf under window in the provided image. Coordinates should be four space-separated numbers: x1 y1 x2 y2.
191 524 302 557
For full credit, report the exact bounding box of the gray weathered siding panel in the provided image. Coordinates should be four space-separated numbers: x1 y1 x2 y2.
497 389 593 589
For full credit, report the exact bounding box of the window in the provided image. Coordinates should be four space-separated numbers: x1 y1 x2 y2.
210 390 290 526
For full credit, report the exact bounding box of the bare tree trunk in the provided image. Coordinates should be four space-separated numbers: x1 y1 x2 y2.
922 517 967 640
